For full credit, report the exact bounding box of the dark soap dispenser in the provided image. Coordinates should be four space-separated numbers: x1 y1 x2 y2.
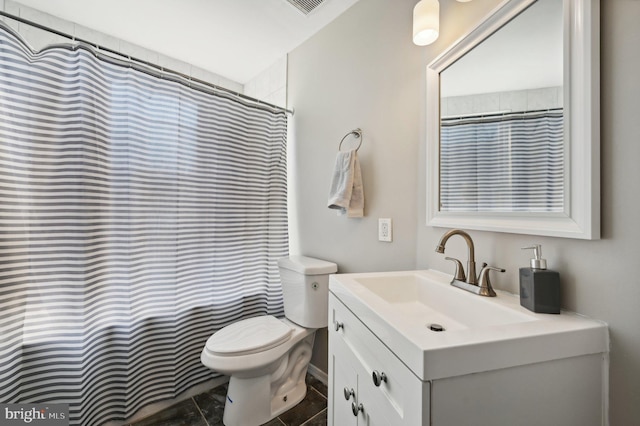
519 245 560 314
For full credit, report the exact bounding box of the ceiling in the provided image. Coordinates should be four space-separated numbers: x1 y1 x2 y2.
13 0 360 84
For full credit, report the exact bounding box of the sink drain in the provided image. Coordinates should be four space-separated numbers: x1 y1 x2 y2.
427 323 445 332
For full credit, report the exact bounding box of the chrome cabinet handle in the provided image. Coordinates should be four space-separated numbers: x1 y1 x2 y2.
372 370 387 387
343 387 355 401
351 402 364 416
334 321 344 331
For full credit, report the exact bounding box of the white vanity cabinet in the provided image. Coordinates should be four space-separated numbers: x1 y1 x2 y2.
328 270 609 426
328 294 429 425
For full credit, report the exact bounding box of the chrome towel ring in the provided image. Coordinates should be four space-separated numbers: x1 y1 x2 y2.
338 128 363 152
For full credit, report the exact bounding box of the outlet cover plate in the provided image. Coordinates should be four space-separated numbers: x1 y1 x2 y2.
378 218 392 242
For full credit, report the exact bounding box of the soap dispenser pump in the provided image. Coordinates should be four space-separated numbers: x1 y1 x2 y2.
519 245 560 314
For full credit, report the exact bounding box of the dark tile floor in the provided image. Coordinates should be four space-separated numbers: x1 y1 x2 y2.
129 373 328 426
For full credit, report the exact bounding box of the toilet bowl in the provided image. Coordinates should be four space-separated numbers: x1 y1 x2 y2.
200 256 337 426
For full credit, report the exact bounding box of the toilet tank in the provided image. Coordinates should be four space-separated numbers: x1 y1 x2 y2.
277 256 338 328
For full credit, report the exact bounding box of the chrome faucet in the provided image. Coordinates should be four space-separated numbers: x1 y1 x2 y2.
435 229 504 297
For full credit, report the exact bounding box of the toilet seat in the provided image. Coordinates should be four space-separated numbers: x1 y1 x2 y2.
206 315 292 356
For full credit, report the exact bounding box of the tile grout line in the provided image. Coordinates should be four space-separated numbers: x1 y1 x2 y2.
191 396 210 426
299 408 327 426
308 385 327 400
300 387 327 425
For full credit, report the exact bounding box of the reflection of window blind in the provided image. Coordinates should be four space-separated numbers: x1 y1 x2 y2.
440 110 564 212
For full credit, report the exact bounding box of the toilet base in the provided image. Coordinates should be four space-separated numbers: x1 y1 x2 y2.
223 375 307 426
222 336 314 426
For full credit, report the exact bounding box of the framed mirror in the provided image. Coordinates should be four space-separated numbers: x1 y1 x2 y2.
426 0 600 239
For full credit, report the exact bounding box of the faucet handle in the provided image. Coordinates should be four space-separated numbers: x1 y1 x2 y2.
444 257 466 282
477 265 505 297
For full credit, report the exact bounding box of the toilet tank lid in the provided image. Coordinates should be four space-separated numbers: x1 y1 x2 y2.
278 256 337 275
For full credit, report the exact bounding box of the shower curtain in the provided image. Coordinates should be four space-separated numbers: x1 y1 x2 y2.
440 110 564 213
0 25 288 425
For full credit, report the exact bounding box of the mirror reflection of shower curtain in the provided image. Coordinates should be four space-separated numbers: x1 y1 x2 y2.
440 110 564 213
0 26 288 425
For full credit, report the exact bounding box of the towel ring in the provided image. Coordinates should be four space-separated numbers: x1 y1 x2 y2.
338 128 363 152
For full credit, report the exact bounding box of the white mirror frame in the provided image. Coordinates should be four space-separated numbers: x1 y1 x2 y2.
426 0 600 239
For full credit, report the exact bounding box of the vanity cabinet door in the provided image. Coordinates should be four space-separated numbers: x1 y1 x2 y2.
329 293 430 425
328 331 358 426
329 315 395 426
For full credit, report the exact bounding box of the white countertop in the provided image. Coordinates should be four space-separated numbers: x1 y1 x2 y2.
329 269 609 381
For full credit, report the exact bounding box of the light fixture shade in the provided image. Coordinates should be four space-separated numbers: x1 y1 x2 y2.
413 0 439 46
456 0 473 2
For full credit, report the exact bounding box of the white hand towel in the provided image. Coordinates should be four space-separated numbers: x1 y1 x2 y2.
327 150 364 218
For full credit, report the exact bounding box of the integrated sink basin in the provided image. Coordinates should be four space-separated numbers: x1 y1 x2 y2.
329 269 608 381
354 273 534 331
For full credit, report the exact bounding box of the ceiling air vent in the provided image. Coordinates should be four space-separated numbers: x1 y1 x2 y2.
286 0 326 15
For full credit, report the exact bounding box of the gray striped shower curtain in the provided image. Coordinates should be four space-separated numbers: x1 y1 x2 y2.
0 25 288 425
440 110 564 213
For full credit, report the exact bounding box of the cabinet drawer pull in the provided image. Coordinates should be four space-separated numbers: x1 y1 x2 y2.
334 321 344 331
372 370 387 387
343 387 355 401
351 402 364 416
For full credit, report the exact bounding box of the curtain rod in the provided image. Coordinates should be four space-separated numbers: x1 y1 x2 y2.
0 10 294 116
441 107 563 123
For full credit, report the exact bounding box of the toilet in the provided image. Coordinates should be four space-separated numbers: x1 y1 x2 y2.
200 255 337 426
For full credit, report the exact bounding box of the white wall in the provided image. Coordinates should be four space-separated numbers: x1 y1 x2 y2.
287 0 424 371
288 0 640 424
287 0 421 273
442 86 563 117
244 56 288 108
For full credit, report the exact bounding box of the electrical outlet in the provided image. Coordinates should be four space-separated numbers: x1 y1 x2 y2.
378 218 392 242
